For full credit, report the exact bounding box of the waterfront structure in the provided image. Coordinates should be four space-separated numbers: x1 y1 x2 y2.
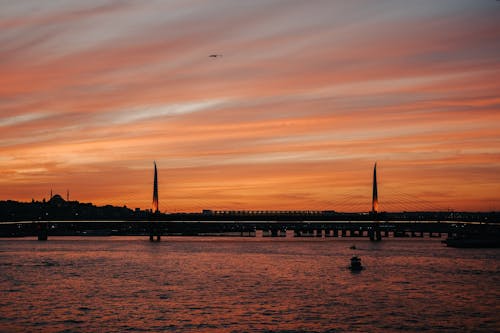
152 162 159 213
372 162 378 214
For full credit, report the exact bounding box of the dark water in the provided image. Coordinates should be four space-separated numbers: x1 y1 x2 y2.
0 237 498 332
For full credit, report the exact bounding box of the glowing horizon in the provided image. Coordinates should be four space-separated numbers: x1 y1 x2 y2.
1 1 499 212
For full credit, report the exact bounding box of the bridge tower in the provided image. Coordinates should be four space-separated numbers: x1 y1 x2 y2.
152 161 159 213
150 161 161 241
372 162 378 214
370 162 382 241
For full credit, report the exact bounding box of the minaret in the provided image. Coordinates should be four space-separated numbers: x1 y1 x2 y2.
372 162 378 214
152 162 159 213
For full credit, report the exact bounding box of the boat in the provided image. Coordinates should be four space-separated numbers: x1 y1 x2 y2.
349 256 364 271
444 237 500 248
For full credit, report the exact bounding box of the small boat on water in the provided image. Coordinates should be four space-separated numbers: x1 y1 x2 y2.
349 256 363 271
444 237 500 248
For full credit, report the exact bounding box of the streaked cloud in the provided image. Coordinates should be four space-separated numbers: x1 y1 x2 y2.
0 112 53 127
110 99 228 124
0 0 499 211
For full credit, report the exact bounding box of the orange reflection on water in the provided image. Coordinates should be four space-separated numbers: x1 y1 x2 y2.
0 237 498 332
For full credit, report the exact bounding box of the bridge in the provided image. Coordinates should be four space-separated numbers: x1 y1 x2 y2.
1 217 499 243
0 163 498 242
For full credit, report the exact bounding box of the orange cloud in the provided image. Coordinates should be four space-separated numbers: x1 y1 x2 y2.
1 1 499 212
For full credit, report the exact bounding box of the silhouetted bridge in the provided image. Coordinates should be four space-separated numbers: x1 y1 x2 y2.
3 163 497 242
1 219 499 242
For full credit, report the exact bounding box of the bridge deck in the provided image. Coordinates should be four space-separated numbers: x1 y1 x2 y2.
1 220 498 239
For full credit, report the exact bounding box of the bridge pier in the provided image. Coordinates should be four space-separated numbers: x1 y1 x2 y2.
266 228 285 237
37 222 48 241
148 222 161 242
149 235 161 242
240 228 256 237
369 225 382 241
294 229 315 237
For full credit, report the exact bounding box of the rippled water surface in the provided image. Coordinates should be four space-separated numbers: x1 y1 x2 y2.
0 237 499 332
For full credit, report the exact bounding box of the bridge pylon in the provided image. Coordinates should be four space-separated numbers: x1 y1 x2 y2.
370 162 382 241
372 162 378 214
149 162 161 242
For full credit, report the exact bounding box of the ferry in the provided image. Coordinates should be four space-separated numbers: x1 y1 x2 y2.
444 237 500 248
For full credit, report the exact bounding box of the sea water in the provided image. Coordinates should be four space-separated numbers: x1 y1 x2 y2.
0 237 498 332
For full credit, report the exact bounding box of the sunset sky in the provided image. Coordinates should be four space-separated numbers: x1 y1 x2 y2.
1 0 499 212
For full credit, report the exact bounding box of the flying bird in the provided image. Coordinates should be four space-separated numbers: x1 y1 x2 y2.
209 54 223 58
